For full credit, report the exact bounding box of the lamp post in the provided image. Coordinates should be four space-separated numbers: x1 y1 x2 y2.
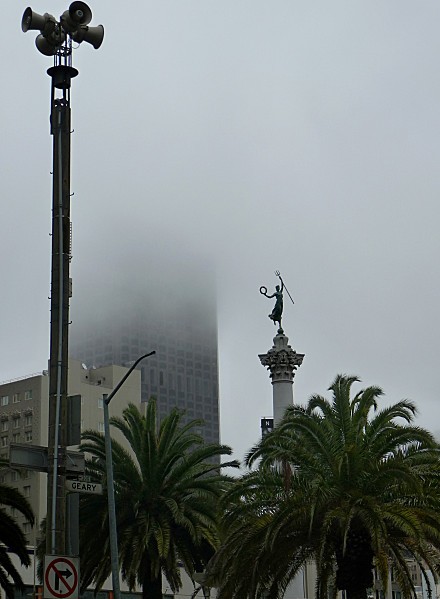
103 351 156 599
21 2 104 556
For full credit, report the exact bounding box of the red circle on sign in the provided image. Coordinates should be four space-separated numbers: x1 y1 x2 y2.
45 557 78 599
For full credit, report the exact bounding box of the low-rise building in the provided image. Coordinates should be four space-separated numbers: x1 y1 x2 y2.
0 359 141 535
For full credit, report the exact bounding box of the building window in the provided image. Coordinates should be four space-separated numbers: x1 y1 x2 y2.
25 431 32 442
0 475 5 483
12 393 20 403
11 471 18 482
25 415 32 427
13 417 20 429
23 486 31 498
98 422 104 433
1 421 8 432
1 396 9 406
1 437 8 447
98 398 103 409
12 433 20 443
24 390 32 401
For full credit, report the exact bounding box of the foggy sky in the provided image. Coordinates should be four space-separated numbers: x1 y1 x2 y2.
2 1 440 462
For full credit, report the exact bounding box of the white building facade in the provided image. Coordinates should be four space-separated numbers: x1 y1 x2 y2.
0 359 141 537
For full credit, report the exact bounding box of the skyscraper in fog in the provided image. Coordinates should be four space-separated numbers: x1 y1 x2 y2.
69 261 220 445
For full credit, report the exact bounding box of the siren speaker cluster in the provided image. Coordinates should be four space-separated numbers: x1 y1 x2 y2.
22 2 104 54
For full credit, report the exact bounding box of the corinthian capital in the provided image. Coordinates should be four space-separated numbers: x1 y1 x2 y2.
259 331 304 383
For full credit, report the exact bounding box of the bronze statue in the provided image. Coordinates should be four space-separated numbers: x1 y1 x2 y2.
260 273 284 329
260 271 294 331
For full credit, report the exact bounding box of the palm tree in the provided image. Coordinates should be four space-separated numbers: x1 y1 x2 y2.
209 375 440 599
79 400 238 599
0 458 35 599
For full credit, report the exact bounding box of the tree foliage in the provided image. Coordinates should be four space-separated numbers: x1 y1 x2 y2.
208 375 440 599
0 458 35 599
79 400 238 599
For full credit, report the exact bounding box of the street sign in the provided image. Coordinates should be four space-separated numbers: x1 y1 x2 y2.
65 395 81 446
261 418 274 437
10 443 47 471
66 480 103 494
9 444 85 473
64 450 85 473
44 556 79 599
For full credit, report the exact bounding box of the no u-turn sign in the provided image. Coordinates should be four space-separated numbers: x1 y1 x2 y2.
44 556 80 599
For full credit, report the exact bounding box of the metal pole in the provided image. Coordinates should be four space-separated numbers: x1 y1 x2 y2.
47 64 77 556
103 395 120 599
21 3 104 560
103 351 155 599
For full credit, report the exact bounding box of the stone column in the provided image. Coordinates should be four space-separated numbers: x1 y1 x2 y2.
259 330 307 599
259 330 304 424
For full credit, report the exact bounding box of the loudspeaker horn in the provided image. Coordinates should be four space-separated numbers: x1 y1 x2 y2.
60 9 78 34
68 1 92 25
72 24 104 49
22 7 48 32
35 33 56 56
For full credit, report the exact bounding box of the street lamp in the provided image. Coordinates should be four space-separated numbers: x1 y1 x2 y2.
22 2 103 557
103 351 156 599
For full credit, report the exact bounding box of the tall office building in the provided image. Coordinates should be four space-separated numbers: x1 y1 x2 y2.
69 263 220 445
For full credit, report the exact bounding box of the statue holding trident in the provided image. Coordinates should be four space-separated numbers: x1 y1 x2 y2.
260 270 295 332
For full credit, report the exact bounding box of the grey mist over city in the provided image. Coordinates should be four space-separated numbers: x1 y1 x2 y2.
2 0 440 462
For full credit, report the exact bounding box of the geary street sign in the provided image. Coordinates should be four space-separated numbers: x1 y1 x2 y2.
66 479 102 495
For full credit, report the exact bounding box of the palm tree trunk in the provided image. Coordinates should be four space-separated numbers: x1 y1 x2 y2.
142 554 163 599
345 588 368 599
141 574 162 599
335 525 374 599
